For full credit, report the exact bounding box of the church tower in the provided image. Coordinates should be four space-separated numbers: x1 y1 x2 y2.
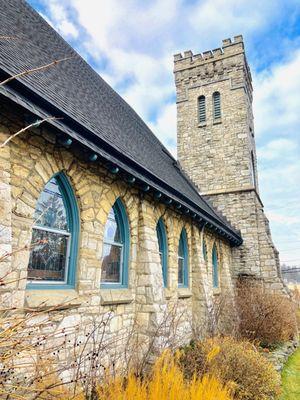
174 35 284 290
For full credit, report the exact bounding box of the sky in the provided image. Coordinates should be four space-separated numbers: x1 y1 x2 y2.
28 0 300 268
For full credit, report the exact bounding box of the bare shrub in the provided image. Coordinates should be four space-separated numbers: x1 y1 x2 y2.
205 292 239 338
236 279 297 347
179 336 281 400
190 290 239 340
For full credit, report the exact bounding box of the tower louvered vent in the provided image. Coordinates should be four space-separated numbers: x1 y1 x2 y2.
213 92 221 119
198 96 206 123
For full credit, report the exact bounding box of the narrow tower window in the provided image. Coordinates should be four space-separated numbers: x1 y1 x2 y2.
213 91 221 119
198 95 206 123
251 151 256 187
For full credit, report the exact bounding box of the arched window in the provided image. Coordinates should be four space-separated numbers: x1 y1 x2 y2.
198 95 206 123
178 229 189 287
202 239 208 262
27 172 79 288
101 198 129 288
213 92 221 119
156 218 168 287
212 244 219 288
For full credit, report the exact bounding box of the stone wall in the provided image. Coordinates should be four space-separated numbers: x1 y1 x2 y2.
0 98 236 372
174 36 286 291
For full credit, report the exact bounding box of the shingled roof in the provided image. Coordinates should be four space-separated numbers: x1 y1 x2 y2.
0 0 242 245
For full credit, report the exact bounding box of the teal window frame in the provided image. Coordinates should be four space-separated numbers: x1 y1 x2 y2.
212 244 219 288
100 198 130 289
27 172 80 290
178 229 189 288
156 218 168 287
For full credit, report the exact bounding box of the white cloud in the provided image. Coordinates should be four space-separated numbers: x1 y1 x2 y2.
42 0 79 39
257 138 297 160
253 50 300 138
188 0 279 43
266 211 300 226
149 103 177 156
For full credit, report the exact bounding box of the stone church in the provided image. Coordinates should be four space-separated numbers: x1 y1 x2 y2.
0 1 285 362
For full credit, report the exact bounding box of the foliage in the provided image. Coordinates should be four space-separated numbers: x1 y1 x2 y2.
179 336 281 400
97 350 233 400
280 347 300 400
236 280 297 347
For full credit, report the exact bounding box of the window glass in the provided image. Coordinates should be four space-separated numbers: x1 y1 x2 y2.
101 243 122 283
28 229 68 282
156 219 168 287
101 201 127 286
104 208 121 243
33 178 68 230
178 230 188 287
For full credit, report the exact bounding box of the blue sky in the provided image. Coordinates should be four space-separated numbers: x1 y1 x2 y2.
28 0 300 267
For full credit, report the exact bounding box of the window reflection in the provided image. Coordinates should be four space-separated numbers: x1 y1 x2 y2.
34 178 68 230
101 205 123 284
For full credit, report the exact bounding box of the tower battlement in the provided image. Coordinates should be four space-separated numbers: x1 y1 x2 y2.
173 35 244 71
173 34 252 103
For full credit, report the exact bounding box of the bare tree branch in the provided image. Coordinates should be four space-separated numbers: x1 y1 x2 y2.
0 35 19 40
0 56 73 87
0 116 61 148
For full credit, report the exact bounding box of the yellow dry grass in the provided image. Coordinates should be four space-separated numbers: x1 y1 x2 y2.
97 350 233 400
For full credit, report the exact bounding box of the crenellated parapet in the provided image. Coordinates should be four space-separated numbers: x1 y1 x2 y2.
174 35 244 67
173 35 252 103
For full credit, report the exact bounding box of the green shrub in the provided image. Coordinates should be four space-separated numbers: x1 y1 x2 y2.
180 336 281 400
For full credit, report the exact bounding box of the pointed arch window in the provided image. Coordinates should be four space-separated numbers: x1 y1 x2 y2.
101 198 129 288
156 218 168 287
198 95 206 123
27 173 79 288
178 229 189 287
213 92 221 119
212 244 219 288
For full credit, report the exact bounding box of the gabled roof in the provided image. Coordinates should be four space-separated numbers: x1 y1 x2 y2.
0 0 242 245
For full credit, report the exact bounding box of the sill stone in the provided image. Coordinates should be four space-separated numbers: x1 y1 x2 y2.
100 288 133 306
178 288 192 299
25 289 83 310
